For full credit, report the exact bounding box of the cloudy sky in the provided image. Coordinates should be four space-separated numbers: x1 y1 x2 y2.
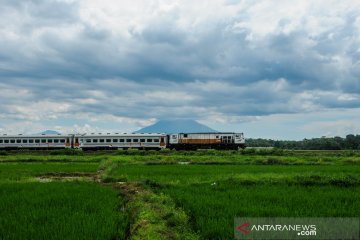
0 0 359 139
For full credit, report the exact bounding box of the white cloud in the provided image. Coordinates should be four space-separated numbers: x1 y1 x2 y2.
4 101 72 121
0 0 360 138
303 120 360 137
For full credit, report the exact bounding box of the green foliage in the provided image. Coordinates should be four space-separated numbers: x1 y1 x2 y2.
111 164 360 185
0 182 128 240
0 162 99 182
49 149 84 155
0 151 9 156
124 183 198 240
163 184 360 240
111 163 360 239
0 153 106 163
1 151 359 240
247 134 360 150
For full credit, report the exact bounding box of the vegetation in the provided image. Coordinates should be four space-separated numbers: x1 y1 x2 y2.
117 182 198 240
108 160 360 239
247 134 360 150
0 150 359 239
164 184 359 239
108 164 360 185
0 162 98 182
0 182 128 240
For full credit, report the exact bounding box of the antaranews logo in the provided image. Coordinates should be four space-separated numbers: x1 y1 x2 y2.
236 222 316 237
236 222 250 235
234 217 360 240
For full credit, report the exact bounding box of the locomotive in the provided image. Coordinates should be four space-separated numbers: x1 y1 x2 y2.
0 132 245 150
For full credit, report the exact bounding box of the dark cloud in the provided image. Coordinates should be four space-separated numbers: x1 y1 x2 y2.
0 0 359 126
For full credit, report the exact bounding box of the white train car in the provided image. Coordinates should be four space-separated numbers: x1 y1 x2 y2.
169 132 245 149
0 134 72 149
77 133 167 150
0 132 245 151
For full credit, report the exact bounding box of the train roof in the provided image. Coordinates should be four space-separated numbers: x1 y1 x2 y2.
0 132 243 137
0 133 167 137
79 133 166 137
0 134 70 138
176 132 243 134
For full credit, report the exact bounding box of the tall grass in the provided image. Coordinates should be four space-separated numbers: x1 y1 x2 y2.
163 184 360 240
110 164 360 185
0 182 128 240
1 151 359 239
0 162 99 182
109 164 360 239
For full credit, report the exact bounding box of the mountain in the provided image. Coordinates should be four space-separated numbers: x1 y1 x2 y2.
134 119 217 133
40 130 61 135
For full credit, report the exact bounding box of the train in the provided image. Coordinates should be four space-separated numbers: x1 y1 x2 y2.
0 132 245 150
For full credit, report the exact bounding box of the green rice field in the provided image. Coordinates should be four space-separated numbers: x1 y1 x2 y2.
110 164 360 239
0 182 128 240
0 149 359 239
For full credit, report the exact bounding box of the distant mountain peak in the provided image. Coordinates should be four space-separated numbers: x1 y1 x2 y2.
135 119 217 133
39 130 61 135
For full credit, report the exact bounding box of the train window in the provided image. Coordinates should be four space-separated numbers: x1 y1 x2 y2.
140 139 145 143
86 139 91 143
54 139 59 143
41 139 46 143
16 139 21 143
23 139 28 143
154 139 159 142
0 140 3 143
119 139 124 142
60 139 65 143
126 139 131 143
147 139 153 142
11 140 15 143
216 136 219 138
48 139 53 143
29 139 34 143
133 139 138 142
100 139 105 143
93 139 98 143
106 139 111 143
113 139 118 143
35 139 40 143
5 140 9 143
183 134 188 138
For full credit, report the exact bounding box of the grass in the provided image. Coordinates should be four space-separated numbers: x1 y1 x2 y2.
0 160 128 240
106 149 360 165
117 182 198 240
0 182 128 240
0 150 107 162
108 164 360 185
2 149 360 165
0 150 359 239
163 184 360 240
108 163 360 239
0 162 99 182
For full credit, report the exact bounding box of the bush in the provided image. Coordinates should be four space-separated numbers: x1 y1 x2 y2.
0 151 9 156
49 149 84 155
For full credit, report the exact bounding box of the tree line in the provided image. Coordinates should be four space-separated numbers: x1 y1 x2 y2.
246 134 360 150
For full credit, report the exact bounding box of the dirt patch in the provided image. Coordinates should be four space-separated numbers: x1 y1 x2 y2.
36 172 100 182
113 182 144 200
113 181 199 240
41 172 97 177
